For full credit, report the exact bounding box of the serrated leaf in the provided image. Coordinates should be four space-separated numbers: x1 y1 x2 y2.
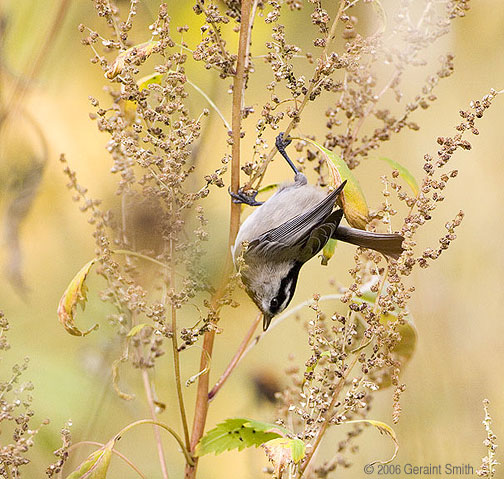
195 418 290 456
106 41 159 79
302 138 369 229
321 238 337 265
378 157 419 196
343 419 398 465
126 323 150 338
57 259 99 337
65 440 113 479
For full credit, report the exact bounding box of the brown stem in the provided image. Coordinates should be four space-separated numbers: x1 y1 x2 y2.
142 370 170 479
208 313 262 401
185 1 253 478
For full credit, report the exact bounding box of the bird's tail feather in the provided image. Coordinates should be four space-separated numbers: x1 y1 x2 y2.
333 226 404 259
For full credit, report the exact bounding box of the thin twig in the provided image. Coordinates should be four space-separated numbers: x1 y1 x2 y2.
141 370 170 479
186 2 253 477
208 313 262 401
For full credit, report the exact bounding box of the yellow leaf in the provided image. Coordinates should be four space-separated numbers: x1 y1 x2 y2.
262 437 306 476
57 259 99 337
106 41 159 79
321 238 337 266
121 72 164 120
66 441 113 479
343 419 398 465
300 138 369 229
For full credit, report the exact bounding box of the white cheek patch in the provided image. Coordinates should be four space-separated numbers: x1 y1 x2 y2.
279 279 294 311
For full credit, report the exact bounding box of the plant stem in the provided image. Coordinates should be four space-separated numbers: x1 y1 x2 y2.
298 265 390 477
208 313 262 401
185 1 253 477
248 0 346 189
115 418 194 466
298 351 360 477
141 370 170 479
169 239 191 450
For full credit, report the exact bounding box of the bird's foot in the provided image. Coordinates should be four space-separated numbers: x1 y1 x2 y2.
228 187 264 206
275 132 292 152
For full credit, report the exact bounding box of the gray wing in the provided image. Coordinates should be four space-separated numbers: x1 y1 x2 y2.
247 181 346 260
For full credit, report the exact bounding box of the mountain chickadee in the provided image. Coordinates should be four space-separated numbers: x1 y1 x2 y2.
231 133 404 330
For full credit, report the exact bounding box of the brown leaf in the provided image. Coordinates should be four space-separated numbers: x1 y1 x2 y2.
57 259 99 336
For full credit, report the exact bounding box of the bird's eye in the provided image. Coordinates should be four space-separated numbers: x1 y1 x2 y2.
270 298 279 310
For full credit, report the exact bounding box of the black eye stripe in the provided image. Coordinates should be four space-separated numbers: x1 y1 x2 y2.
270 263 302 314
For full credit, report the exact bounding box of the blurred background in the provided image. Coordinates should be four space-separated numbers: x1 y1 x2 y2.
0 0 503 477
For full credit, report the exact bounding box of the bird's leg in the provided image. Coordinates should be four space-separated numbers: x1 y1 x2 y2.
228 187 264 206
275 132 299 175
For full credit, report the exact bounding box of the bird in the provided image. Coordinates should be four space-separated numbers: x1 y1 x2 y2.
231 133 404 331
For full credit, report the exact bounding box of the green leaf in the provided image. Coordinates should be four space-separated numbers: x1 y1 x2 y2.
66 441 113 479
289 438 306 463
343 419 398 465
57 259 99 337
240 184 279 212
321 238 337 266
299 137 369 229
126 323 150 338
378 157 419 196
262 437 306 475
257 183 279 195
195 418 290 456
302 350 331 390
137 72 164 91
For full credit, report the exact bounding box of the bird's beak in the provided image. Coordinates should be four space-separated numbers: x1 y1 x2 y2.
262 314 273 331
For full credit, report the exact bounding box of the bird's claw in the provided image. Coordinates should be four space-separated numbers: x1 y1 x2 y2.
228 187 264 206
276 132 292 151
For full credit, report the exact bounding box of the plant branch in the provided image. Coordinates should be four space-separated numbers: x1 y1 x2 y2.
208 313 262 401
141 370 170 479
247 0 347 189
186 1 253 477
169 238 191 450
298 265 390 477
115 418 195 466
